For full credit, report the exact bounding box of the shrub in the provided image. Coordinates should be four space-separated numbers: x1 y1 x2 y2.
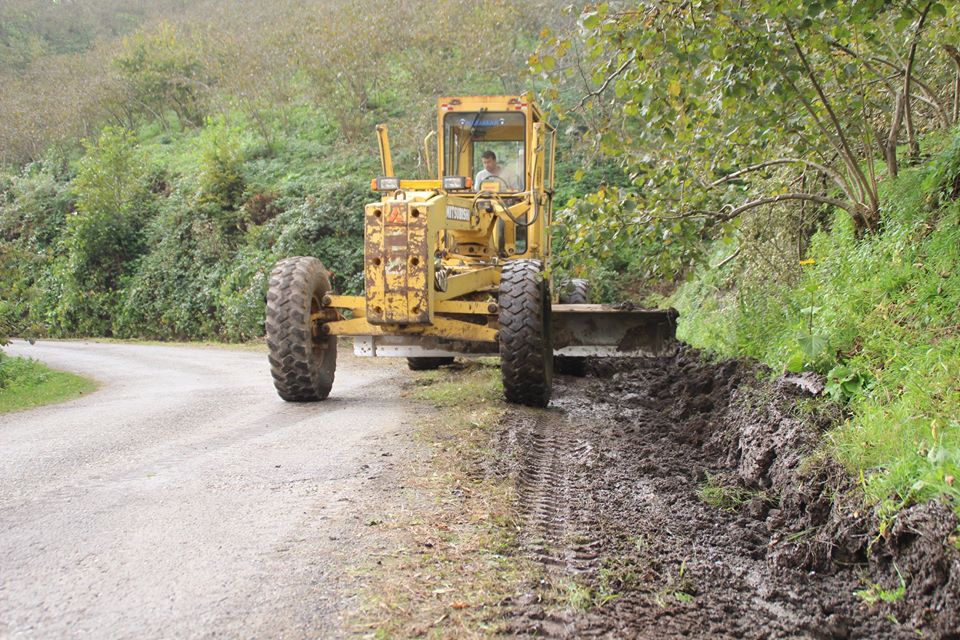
55 127 155 335
195 115 247 210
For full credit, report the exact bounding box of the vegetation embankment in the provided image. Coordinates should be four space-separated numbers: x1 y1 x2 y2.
0 352 97 414
529 2 960 523
674 140 960 516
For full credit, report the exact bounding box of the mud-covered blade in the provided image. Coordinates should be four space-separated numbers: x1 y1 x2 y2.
552 304 678 357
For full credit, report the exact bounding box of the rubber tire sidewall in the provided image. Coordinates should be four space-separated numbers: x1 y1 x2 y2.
555 278 589 377
266 256 337 401
499 259 553 407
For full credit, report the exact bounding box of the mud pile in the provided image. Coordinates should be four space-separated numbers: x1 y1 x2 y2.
495 346 960 639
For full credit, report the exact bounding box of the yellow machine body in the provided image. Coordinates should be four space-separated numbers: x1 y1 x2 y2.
317 95 676 359
320 96 555 355
266 95 676 409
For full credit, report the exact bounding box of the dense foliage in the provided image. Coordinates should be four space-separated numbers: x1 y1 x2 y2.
536 0 960 294
1 108 382 340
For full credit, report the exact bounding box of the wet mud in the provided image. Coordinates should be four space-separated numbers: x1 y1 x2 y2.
495 346 960 639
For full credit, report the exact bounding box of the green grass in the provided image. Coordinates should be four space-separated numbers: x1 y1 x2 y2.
672 131 960 517
0 355 97 413
697 474 766 511
855 565 907 606
408 359 503 407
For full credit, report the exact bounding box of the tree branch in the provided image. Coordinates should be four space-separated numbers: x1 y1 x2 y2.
577 56 634 108
710 157 852 199
714 192 854 221
830 41 897 95
786 23 878 214
942 45 960 123
903 2 933 158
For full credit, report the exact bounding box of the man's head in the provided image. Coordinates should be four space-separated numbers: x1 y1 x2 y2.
481 150 497 173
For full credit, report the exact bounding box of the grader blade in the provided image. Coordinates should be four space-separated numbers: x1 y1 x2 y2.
552 304 679 357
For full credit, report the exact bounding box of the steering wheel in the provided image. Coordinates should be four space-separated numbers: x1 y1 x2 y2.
478 174 511 191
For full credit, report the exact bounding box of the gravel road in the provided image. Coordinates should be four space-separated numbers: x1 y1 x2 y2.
0 340 413 639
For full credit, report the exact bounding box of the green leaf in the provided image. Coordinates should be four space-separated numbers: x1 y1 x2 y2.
893 14 913 31
829 365 853 380
798 333 829 358
786 351 805 373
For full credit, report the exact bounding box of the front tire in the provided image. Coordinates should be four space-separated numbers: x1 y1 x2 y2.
499 260 553 407
266 257 337 401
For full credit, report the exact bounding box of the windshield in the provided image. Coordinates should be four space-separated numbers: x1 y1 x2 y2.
443 111 525 191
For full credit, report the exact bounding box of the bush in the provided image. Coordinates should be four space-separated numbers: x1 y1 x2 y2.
0 163 76 338
113 194 233 340
195 115 248 210
55 127 155 335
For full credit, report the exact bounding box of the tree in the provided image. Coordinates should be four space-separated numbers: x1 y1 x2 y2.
534 1 957 239
114 22 208 130
56 127 153 334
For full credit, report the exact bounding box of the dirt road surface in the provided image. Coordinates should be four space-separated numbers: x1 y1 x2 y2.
0 340 411 639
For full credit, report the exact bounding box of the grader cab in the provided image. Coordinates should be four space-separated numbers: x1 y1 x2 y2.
266 96 677 407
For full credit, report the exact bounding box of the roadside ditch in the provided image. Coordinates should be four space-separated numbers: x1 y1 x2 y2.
496 346 960 639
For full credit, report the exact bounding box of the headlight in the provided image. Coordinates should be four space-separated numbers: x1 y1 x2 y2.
442 175 471 190
374 176 401 191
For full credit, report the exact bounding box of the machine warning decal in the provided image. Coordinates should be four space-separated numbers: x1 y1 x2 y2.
386 203 406 224
446 205 470 222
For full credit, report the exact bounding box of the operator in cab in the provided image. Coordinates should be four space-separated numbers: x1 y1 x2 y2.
475 150 513 191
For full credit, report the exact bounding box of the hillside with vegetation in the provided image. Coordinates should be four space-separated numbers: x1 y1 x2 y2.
0 0 559 342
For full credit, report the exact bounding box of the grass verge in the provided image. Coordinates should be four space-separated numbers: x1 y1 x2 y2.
63 337 269 352
351 360 538 639
0 354 97 414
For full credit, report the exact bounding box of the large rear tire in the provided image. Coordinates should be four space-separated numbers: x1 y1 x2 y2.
407 357 455 371
555 279 590 377
499 259 553 407
266 257 337 401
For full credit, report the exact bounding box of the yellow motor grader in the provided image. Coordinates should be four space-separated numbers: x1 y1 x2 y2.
266 96 677 407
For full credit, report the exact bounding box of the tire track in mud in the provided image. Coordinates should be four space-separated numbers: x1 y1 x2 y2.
494 349 958 639
514 413 601 576
504 407 607 638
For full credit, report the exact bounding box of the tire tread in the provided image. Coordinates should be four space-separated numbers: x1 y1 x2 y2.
266 256 337 401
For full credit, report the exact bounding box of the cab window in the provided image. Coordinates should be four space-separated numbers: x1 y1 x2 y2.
443 112 526 191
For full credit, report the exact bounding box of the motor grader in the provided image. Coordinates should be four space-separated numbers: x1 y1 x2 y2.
266 96 677 407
